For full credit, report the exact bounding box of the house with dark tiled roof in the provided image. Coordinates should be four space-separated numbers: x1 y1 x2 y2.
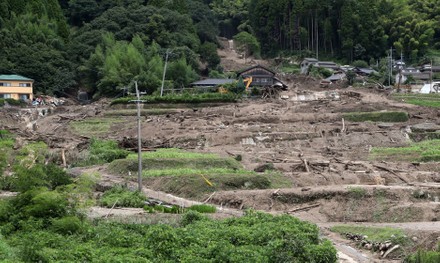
190 78 236 88
395 71 431 84
190 65 287 90
300 58 340 74
237 65 287 89
353 67 378 76
0 74 34 101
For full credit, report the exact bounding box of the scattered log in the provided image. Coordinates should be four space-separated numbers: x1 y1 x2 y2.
61 149 67 167
287 203 320 213
105 198 119 219
373 164 411 184
203 192 216 203
301 158 310 172
341 118 346 133
383 245 400 258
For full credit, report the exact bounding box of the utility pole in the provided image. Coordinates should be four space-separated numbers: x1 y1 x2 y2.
134 81 143 192
389 47 393 87
430 59 433 93
160 49 170 97
315 9 319 60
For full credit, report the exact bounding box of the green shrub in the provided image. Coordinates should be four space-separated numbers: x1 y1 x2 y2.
343 111 409 122
352 60 369 68
0 199 11 222
51 216 84 235
10 163 72 192
187 204 216 213
100 186 146 208
223 174 271 189
310 66 333 78
406 249 440 263
4 98 24 106
0 234 16 261
23 188 68 218
15 141 48 167
1 211 337 262
348 187 367 199
180 210 208 226
145 204 183 214
74 139 130 167
0 131 14 181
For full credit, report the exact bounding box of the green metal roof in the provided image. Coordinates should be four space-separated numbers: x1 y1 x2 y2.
0 74 34 81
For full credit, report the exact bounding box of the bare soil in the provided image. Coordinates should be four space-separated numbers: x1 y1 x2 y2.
1 48 440 262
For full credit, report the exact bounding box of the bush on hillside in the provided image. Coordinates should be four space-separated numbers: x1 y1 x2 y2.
74 139 130 167
100 185 146 208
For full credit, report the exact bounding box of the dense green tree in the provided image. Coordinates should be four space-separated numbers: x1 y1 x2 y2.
0 9 75 95
84 34 164 96
2 0 440 97
211 0 251 38
188 0 219 43
233 31 260 58
167 57 198 89
199 42 221 69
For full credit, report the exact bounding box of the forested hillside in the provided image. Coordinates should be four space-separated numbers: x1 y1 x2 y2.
0 0 439 96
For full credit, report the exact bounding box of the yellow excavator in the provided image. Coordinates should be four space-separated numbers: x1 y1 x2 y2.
244 77 253 91
218 77 253 93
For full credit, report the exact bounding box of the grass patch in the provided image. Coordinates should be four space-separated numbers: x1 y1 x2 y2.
187 204 216 213
0 130 14 176
107 148 292 198
409 132 440 142
127 148 221 160
104 109 181 116
69 118 125 137
406 248 440 263
371 139 440 162
111 93 238 106
331 225 409 245
142 168 252 178
392 93 440 108
279 64 301 74
109 158 242 174
73 139 130 167
100 185 146 208
343 111 409 122
152 173 288 199
348 187 367 199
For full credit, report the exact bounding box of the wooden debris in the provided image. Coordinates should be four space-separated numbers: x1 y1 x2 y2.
203 192 216 203
301 158 310 172
287 203 320 213
383 245 400 258
373 164 411 184
61 149 67 167
341 118 346 133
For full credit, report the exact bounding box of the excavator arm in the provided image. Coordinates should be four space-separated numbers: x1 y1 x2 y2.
243 77 253 91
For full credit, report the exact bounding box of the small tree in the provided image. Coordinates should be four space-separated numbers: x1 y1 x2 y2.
233 32 260 60
346 70 356 85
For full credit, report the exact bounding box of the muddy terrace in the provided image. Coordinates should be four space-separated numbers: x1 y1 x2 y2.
1 85 440 262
